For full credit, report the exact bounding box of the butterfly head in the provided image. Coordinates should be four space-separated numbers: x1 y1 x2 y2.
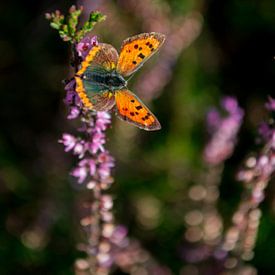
107 71 127 90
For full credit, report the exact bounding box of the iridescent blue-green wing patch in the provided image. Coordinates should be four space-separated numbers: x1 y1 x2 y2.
75 74 115 111
75 43 119 110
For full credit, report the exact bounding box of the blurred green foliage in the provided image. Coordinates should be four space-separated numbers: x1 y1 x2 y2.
0 0 274 274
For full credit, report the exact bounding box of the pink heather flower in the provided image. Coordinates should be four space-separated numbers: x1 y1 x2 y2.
73 141 86 158
206 108 221 133
59 133 76 152
111 225 128 246
265 96 275 111
258 122 272 142
76 35 98 58
89 132 105 154
258 97 275 143
98 152 114 165
101 195 113 210
95 112 112 131
221 96 239 114
88 159 96 176
67 106 80 120
71 166 88 183
98 163 112 179
272 131 275 149
204 96 244 165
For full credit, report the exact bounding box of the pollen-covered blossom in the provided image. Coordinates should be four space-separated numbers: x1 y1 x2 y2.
203 96 244 165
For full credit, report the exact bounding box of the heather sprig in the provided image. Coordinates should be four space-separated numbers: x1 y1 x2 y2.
47 7 116 273
46 5 105 43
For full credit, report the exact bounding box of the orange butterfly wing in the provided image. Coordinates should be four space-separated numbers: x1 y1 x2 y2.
114 89 161 131
116 32 165 77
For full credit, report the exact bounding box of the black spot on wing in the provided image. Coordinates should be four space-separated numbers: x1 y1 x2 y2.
136 105 143 110
134 44 138 49
130 112 135 116
138 53 145 59
132 61 137 65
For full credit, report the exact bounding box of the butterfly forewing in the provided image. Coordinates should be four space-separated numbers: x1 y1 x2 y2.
77 43 119 75
114 89 161 131
116 32 165 77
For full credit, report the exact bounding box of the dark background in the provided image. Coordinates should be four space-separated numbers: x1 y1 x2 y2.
0 0 274 274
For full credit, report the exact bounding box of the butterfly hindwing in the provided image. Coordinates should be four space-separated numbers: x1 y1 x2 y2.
75 43 119 110
75 75 115 111
116 32 165 77
114 89 161 131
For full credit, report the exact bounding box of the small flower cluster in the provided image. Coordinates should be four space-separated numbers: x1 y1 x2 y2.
204 96 244 165
60 112 114 185
222 97 275 269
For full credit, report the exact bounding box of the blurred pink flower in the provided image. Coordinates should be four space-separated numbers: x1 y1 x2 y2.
204 97 244 165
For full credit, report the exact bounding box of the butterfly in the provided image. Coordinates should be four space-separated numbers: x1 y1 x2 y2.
74 32 165 131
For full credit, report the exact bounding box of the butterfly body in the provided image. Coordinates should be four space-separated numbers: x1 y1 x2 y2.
75 32 165 131
82 68 127 91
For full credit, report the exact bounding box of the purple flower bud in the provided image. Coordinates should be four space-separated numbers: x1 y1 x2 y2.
76 36 98 58
64 79 76 92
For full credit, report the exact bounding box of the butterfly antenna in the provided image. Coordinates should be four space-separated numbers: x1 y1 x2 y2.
126 73 135 82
